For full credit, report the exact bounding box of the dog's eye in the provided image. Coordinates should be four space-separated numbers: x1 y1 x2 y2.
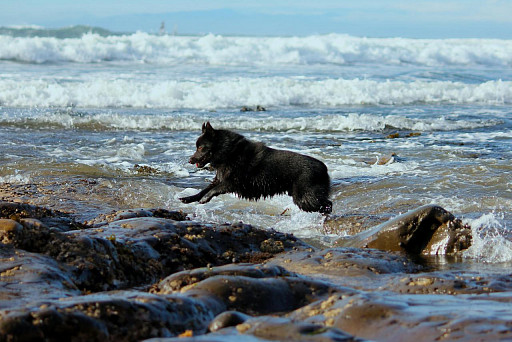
198 146 203 151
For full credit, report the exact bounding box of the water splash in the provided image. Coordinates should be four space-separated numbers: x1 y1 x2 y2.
463 212 512 263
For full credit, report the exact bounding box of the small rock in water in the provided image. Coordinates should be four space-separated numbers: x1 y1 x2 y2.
335 204 472 256
240 105 266 112
133 164 160 175
208 311 250 332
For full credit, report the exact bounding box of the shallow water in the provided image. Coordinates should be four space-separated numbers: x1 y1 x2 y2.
1 31 512 264
1 105 511 260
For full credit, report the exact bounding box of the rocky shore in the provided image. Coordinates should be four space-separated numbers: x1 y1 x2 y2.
1 198 511 341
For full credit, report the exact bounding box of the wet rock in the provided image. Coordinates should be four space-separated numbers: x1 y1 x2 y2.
153 263 293 293
323 213 388 237
260 238 285 254
386 132 400 139
224 316 362 342
186 275 327 314
422 218 472 255
234 317 361 342
146 317 363 342
0 262 346 341
150 208 189 221
0 212 310 341
240 105 266 112
0 203 305 298
0 215 55 252
0 201 83 231
0 202 501 342
0 201 54 220
268 248 512 296
389 270 512 294
73 218 304 286
385 132 421 139
0 219 23 242
133 164 160 175
0 291 225 342
0 248 80 309
84 208 187 228
208 311 250 332
266 247 421 291
267 248 420 278
336 205 472 255
290 291 512 342
154 263 334 316
394 273 477 294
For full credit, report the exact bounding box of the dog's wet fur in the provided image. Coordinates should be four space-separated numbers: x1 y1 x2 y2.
180 122 332 214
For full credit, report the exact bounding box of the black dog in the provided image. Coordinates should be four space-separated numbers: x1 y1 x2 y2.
179 122 332 214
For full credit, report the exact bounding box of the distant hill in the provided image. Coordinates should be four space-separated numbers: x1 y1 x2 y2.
0 25 122 38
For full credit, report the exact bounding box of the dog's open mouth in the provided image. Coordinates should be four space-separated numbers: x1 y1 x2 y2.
189 151 211 169
190 158 208 168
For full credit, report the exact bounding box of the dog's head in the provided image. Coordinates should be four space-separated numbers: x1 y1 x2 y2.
189 121 215 168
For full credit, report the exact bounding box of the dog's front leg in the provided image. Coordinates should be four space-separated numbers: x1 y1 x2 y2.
199 183 229 204
179 182 217 204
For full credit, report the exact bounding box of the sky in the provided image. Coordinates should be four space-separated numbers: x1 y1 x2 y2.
2 0 512 38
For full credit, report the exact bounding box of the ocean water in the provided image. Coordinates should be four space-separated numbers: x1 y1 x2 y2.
1 28 512 263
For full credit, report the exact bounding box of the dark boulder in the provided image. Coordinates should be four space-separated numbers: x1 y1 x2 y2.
336 205 472 255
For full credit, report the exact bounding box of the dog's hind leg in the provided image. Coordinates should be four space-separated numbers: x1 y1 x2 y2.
319 199 333 215
292 189 319 213
292 184 332 214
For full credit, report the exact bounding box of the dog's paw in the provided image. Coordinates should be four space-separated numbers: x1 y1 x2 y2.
198 197 212 204
179 196 196 204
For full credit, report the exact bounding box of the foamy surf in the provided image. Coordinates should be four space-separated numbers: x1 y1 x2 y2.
1 32 512 66
1 77 511 108
0 109 502 132
463 213 512 263
173 190 327 240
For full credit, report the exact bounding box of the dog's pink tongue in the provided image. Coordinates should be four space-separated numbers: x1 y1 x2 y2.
196 163 200 168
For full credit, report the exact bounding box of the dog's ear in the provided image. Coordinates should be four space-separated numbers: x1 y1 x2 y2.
203 121 215 135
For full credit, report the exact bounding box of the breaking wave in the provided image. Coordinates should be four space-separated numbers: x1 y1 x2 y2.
1 32 511 66
1 77 510 109
0 110 500 133
464 213 512 263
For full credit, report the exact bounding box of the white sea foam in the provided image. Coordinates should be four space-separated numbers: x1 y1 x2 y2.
0 110 499 133
463 213 512 263
0 77 511 109
1 33 512 66
0 172 31 184
328 159 423 180
173 189 326 240
115 143 146 161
